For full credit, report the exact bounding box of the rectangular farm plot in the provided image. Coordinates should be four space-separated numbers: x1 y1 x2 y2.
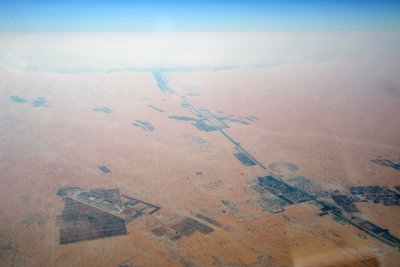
59 198 127 244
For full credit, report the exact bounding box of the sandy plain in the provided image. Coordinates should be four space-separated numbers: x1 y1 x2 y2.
0 32 400 266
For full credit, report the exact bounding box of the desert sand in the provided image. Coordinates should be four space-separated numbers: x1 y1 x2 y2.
0 32 399 266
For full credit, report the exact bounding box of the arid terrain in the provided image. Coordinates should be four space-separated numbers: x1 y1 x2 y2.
0 32 400 266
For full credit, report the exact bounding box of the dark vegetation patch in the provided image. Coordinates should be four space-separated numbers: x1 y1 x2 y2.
249 115 259 120
59 198 127 244
192 119 217 132
170 218 213 240
254 174 400 247
57 187 81 197
286 176 329 198
93 107 113 113
221 200 231 206
168 115 195 121
187 92 201 96
350 186 400 206
195 214 222 227
256 176 311 204
151 227 168 237
331 195 359 213
0 234 31 266
57 187 161 245
9 95 28 103
98 165 111 174
148 105 165 112
31 97 48 107
371 157 400 171
217 112 259 125
219 116 249 125
153 72 173 93
132 120 154 132
117 259 132 267
180 98 191 108
0 234 16 254
234 152 256 166
10 96 50 107
198 109 229 129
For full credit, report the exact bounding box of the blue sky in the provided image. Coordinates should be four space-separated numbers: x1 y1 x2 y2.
0 0 399 31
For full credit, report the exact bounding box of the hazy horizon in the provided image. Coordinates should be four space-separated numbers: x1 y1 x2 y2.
1 31 399 72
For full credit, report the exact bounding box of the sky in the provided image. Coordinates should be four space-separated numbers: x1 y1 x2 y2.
0 0 399 32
